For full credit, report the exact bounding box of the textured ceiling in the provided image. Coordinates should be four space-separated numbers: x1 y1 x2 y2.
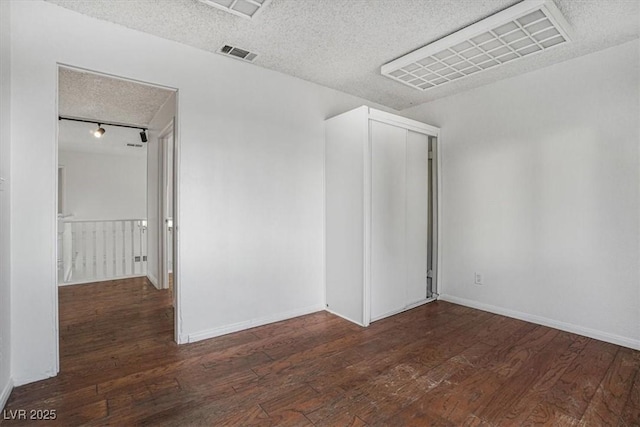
59 67 174 126
49 0 639 110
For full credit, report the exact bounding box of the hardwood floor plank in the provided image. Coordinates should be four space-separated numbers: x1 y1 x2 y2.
629 363 640 409
619 402 640 426
382 322 542 425
213 404 272 427
62 399 109 425
356 342 496 424
495 333 590 426
524 338 619 425
321 314 498 425
580 348 638 426
1 279 637 426
478 330 576 424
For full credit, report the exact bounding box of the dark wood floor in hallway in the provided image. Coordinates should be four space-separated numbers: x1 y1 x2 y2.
2 278 639 426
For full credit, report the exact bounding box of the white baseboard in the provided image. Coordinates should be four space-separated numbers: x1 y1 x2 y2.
0 378 13 410
12 368 57 387
58 274 146 287
325 308 367 327
146 274 159 289
370 297 438 323
177 333 189 345
64 266 72 282
187 304 325 343
439 294 640 350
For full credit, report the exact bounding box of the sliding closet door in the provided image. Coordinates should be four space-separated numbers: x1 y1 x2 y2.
370 121 407 320
405 130 429 304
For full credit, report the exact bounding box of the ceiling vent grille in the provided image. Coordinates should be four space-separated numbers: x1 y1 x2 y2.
198 0 270 20
218 44 258 62
381 0 571 91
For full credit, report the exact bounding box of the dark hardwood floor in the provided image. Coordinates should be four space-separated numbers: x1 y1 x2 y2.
2 277 639 426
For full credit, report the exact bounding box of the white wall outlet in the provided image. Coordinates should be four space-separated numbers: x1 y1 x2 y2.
474 272 483 285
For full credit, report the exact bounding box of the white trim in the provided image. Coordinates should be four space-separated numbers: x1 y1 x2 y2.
12 369 56 387
322 113 327 311
439 294 640 351
0 378 13 411
58 274 147 287
57 165 66 215
434 135 443 297
177 333 189 345
158 120 174 291
370 297 437 323
53 65 61 376
362 110 372 327
172 93 182 346
187 304 325 343
57 64 178 92
62 218 147 223
146 273 159 289
368 108 440 137
326 308 367 328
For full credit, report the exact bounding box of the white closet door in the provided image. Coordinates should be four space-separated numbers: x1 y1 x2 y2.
405 130 429 305
370 121 407 320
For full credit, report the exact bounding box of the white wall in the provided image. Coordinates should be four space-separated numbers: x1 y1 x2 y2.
0 0 13 409
58 150 147 220
8 0 394 384
405 40 640 349
146 92 176 289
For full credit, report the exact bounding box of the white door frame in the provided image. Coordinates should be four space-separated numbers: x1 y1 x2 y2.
158 121 173 291
158 116 182 344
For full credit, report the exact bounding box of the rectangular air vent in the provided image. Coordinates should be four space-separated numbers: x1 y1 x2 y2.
381 0 571 91
218 44 258 62
198 0 270 20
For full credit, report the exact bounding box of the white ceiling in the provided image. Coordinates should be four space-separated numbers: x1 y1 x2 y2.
48 0 639 111
58 68 173 156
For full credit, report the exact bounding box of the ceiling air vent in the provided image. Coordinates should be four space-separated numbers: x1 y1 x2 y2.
218 44 258 62
198 0 270 20
381 0 572 91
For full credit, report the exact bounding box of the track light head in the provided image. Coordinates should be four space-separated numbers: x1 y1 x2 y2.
94 125 105 138
139 130 148 143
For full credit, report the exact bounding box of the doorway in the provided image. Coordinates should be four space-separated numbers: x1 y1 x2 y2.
55 65 180 371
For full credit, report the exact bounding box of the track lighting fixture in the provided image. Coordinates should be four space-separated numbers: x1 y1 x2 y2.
59 116 148 143
93 124 106 138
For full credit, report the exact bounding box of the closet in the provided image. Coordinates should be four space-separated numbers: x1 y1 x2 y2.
325 106 439 326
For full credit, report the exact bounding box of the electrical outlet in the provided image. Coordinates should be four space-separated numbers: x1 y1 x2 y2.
474 272 483 285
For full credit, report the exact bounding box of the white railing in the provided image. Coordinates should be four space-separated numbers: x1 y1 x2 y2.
58 218 147 285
